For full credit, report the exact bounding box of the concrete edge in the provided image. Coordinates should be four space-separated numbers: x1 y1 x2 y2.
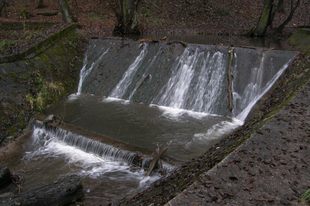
0 23 77 64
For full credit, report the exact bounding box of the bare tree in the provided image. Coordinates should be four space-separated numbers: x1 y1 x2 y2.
59 0 73 23
37 0 44 9
248 0 300 37
277 0 300 32
113 0 140 35
0 0 8 18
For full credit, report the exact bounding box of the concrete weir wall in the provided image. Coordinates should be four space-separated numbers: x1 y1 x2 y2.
79 39 297 118
0 24 87 143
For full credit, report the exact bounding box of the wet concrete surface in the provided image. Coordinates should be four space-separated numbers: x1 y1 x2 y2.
166 82 310 205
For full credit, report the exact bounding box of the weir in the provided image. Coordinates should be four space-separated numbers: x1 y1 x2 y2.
32 116 159 167
42 39 298 162
78 40 297 117
1 39 298 202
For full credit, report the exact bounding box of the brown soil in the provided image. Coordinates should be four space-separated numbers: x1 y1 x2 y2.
1 0 310 56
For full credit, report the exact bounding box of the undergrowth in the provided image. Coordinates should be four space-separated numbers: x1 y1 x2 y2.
26 74 64 112
300 188 310 204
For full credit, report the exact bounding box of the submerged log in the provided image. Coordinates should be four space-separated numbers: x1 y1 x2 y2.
0 164 11 188
2 175 83 206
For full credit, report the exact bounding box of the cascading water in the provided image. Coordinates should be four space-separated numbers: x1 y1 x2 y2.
154 49 228 114
109 43 148 99
77 42 113 94
31 120 138 163
41 39 298 162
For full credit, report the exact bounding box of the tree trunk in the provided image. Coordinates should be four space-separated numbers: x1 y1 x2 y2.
1 175 83 206
277 0 301 33
59 0 73 23
113 0 140 35
248 0 274 37
0 0 8 18
269 0 280 28
37 0 44 9
277 0 285 12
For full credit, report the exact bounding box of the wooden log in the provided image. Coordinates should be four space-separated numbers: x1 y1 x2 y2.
138 38 159 43
167 40 187 47
1 175 83 206
36 11 59 16
0 164 11 189
144 147 168 177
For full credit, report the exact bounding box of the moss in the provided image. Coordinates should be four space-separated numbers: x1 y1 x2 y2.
0 24 87 144
289 29 310 51
40 53 49 62
7 72 21 83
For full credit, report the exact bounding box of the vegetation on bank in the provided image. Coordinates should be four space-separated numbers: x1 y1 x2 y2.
300 188 310 203
0 24 87 144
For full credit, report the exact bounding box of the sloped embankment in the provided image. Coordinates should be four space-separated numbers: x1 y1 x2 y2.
0 24 87 144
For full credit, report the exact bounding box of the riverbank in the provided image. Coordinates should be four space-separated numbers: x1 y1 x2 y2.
166 82 310 205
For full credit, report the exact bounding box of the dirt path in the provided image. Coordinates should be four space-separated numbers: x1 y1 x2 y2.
167 81 310 205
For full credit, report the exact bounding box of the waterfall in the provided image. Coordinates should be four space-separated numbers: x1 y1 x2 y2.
109 43 148 99
156 48 198 109
77 43 112 94
235 59 293 121
128 47 162 100
76 39 297 121
231 50 296 121
153 47 228 114
30 120 138 164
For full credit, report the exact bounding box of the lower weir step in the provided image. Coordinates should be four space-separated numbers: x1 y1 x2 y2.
33 114 177 170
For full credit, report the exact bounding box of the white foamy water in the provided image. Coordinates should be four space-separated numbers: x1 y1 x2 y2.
24 138 144 179
153 104 212 120
236 60 293 121
20 125 162 198
109 43 148 99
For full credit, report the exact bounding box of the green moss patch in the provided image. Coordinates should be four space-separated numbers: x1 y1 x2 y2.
289 29 310 51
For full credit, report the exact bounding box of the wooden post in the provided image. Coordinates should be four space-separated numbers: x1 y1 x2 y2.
227 47 234 112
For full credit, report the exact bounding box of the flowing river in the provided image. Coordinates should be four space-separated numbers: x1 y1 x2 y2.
0 39 298 204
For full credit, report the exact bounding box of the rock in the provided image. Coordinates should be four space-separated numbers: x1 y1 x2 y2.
43 114 56 124
1 175 83 206
0 164 11 188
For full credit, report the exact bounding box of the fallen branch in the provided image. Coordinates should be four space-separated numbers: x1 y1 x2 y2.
144 147 168 177
36 11 59 16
